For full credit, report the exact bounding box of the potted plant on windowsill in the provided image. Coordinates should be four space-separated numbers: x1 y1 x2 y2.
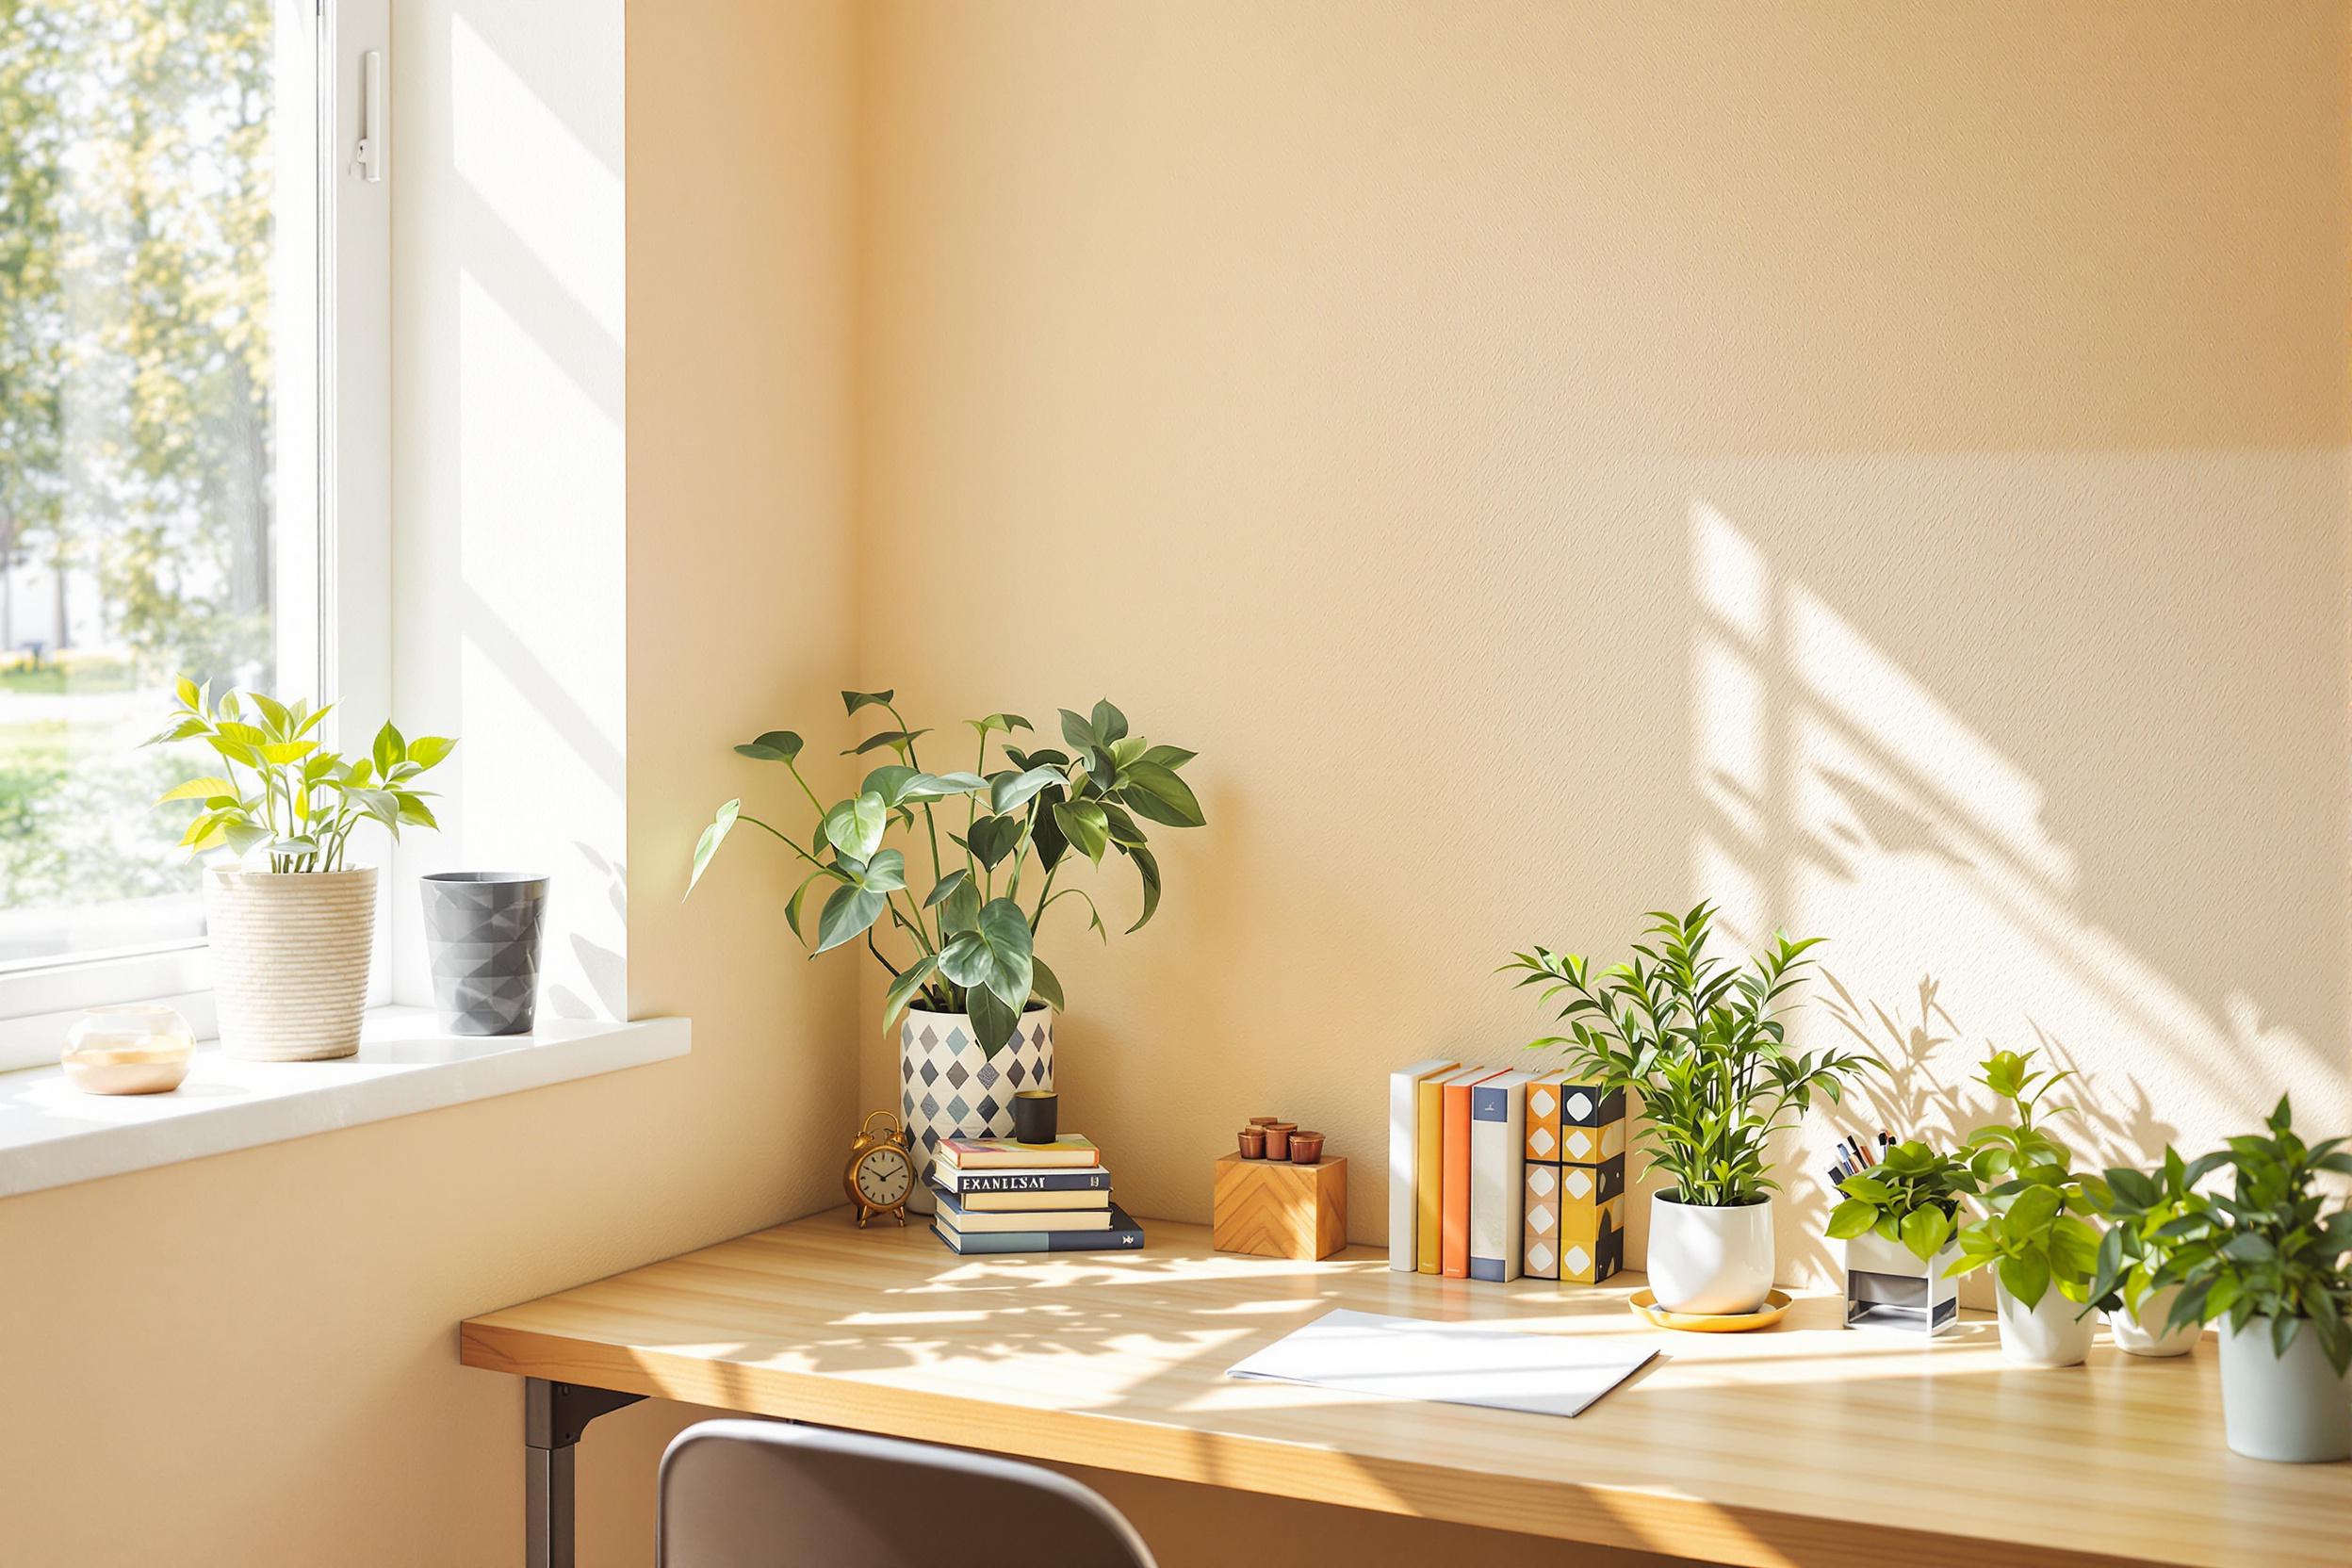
1943 1049 2114 1366
148 679 452 1061
1826 1138 1978 1334
2090 1097 2351 1462
1506 903 1878 1315
689 692 1203 1208
2080 1150 2209 1358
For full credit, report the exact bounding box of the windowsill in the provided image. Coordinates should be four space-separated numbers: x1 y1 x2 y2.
0 1007 690 1198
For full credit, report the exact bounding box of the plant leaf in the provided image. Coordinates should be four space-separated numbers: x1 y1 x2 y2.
989 765 1064 815
1052 799 1110 864
687 799 742 895
813 884 888 955
734 729 805 762
157 776 236 805
841 690 896 717
823 792 888 860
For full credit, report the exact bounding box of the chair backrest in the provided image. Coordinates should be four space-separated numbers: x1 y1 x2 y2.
657 1419 1158 1568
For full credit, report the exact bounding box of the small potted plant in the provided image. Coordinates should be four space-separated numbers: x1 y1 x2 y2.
149 680 452 1061
2080 1151 2208 1357
1943 1049 2113 1366
1506 903 1878 1315
2100 1097 2351 1462
1826 1139 1978 1333
689 693 1203 1206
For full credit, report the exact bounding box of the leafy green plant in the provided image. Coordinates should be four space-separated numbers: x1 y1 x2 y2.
2081 1147 2213 1319
1826 1139 1980 1263
1504 902 1879 1207
1944 1049 2112 1309
688 691 1203 1055
2089 1096 2352 1375
146 678 452 873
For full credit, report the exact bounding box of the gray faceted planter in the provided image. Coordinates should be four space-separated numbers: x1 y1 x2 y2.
418 873 547 1036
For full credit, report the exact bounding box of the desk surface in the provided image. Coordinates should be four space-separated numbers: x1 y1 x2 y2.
460 1210 2351 1568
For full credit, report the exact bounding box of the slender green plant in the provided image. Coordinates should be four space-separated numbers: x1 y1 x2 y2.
1944 1049 2112 1309
146 678 452 873
1503 902 1879 1207
1826 1139 1980 1264
688 692 1204 1055
2088 1097 2352 1374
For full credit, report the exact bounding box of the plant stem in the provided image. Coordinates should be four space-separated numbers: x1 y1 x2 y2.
740 813 839 876
1028 862 1060 935
865 930 902 979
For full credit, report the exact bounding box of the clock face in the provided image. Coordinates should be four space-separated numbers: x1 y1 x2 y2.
856 1145 913 1208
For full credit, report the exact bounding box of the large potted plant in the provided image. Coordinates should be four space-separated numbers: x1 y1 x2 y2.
690 692 1202 1207
1943 1049 2113 1366
1506 903 1878 1315
149 680 452 1061
2092 1097 2351 1462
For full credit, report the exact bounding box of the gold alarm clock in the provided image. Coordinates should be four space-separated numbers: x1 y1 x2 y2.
843 1109 915 1228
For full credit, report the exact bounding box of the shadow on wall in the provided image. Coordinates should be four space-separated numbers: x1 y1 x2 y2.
1683 474 2344 1287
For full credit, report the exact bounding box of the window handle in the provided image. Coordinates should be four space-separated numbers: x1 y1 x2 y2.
352 49 384 183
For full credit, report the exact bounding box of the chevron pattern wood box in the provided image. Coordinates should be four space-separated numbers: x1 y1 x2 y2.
1213 1153 1348 1260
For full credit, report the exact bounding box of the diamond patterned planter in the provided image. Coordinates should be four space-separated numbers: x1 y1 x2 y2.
900 1005 1054 1214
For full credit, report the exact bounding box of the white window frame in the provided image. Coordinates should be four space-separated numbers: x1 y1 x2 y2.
0 0 390 1070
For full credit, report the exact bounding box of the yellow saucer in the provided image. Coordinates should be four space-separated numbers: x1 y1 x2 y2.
1628 1287 1793 1332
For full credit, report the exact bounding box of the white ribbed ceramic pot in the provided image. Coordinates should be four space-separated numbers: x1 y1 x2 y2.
898 1005 1054 1214
1994 1280 2097 1367
204 866 377 1061
1647 1192 1774 1315
2219 1317 2352 1462
2109 1283 2201 1358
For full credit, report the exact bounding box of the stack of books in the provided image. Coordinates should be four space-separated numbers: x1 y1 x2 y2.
928 1134 1145 1255
1387 1060 1626 1286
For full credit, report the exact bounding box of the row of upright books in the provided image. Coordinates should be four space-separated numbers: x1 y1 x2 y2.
1387 1061 1628 1284
927 1134 1146 1254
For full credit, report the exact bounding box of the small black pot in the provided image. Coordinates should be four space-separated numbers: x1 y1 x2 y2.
1011 1089 1058 1145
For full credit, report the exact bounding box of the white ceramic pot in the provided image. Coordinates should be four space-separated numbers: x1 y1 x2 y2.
2218 1316 2352 1462
899 1005 1054 1214
2108 1283 2200 1358
204 866 378 1061
1647 1192 1774 1315
1994 1280 2097 1367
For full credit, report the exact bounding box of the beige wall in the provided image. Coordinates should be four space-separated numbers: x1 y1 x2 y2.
5 5 2348 1566
0 2 859 1564
854 0 2352 1298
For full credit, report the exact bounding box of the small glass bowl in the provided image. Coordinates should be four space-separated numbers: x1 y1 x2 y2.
63 1004 196 1095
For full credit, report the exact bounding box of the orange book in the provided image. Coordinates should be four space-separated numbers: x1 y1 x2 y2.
1442 1068 1506 1278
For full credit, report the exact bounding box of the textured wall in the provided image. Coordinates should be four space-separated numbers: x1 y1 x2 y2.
852 0 2352 1298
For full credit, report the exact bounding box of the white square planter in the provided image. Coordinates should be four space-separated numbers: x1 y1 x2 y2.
1843 1228 1960 1335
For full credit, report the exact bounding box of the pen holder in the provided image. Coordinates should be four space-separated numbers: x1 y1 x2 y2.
1843 1230 1960 1334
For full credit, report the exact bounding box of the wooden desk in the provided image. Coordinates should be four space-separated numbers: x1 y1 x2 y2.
461 1210 2351 1568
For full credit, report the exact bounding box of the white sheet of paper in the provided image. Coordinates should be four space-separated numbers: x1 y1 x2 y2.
1226 1308 1656 1419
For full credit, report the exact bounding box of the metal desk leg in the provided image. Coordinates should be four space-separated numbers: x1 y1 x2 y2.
523 1378 645 1568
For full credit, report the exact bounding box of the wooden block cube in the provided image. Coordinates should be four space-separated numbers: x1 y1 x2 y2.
1523 1164 1562 1281
1214 1153 1348 1261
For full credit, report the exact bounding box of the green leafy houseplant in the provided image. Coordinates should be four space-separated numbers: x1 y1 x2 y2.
146 678 452 870
1826 1139 1980 1264
688 691 1203 1054
2092 1097 2352 1377
1503 902 1879 1206
1944 1049 2112 1309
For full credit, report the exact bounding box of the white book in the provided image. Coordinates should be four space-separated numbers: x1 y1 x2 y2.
1469 1069 1536 1282
1388 1057 1459 1271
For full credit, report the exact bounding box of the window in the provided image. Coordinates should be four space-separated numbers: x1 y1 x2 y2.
0 0 386 1069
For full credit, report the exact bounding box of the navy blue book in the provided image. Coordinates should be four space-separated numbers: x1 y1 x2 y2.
932 1164 1112 1196
930 1202 1145 1254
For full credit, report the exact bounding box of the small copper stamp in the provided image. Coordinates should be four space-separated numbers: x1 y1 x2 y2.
1288 1131 1326 1164
1263 1121 1297 1159
1238 1127 1267 1159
